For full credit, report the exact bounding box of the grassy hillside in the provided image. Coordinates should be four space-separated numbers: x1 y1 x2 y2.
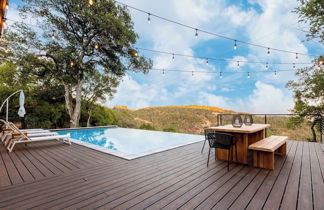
109 105 321 142
112 105 234 134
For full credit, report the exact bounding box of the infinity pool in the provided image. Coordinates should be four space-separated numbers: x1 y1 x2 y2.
57 127 203 159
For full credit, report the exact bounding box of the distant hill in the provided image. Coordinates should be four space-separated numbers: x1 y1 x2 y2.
111 105 235 134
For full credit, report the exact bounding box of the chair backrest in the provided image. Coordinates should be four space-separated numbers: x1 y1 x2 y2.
205 131 235 148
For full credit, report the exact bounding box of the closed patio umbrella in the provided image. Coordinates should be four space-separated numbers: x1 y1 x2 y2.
18 90 26 117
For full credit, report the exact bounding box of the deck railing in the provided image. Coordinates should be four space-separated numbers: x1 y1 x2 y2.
216 113 323 143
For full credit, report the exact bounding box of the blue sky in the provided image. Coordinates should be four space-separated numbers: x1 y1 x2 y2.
7 0 323 113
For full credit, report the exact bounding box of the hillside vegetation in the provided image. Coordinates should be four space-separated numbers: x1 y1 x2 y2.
112 105 234 134
111 105 320 141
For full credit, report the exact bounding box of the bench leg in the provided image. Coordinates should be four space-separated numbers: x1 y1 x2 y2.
275 142 286 156
253 151 275 170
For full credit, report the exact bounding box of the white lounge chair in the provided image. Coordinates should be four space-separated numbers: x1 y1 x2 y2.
7 134 71 152
0 120 71 152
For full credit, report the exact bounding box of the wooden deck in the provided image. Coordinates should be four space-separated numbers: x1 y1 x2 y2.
0 140 323 209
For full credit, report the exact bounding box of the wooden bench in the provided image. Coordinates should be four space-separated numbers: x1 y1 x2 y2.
248 135 288 170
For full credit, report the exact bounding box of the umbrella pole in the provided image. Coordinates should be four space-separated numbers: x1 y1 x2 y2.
0 89 23 122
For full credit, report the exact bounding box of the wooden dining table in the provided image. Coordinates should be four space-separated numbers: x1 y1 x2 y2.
204 124 270 164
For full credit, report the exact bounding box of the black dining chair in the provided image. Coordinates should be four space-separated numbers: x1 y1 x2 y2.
206 131 237 171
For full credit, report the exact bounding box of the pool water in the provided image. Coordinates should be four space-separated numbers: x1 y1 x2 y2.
57 127 203 158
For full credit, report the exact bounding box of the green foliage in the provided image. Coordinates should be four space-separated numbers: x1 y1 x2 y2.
163 127 177 132
139 123 156 130
295 0 324 43
3 0 152 127
287 59 324 116
84 106 117 127
285 116 304 129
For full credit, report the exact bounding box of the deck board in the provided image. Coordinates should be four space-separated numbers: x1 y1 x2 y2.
0 139 322 210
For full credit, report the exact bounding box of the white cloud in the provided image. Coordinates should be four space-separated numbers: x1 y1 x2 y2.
6 0 314 113
198 81 293 113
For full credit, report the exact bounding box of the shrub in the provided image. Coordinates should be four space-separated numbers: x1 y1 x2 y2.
139 123 156 130
163 127 177 132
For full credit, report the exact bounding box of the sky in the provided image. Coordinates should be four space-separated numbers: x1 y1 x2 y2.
7 0 323 114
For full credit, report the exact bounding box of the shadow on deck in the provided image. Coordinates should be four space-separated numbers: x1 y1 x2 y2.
0 140 323 209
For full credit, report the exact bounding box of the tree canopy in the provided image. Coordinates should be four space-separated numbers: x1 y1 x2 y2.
3 0 152 127
295 0 324 43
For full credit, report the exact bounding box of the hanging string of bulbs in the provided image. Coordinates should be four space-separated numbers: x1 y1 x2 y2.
112 0 319 58
135 47 312 69
127 67 299 79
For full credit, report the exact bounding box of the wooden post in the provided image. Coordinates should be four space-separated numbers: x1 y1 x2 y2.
264 114 267 137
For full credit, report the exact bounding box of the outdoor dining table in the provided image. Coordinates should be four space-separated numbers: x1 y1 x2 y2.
204 123 270 164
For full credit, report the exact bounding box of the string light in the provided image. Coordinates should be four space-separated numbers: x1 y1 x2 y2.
266 62 269 70
36 55 41 60
274 70 277 76
134 52 138 57
113 0 317 57
51 35 55 40
237 61 240 69
172 53 175 61
234 40 237 50
267 48 270 56
195 29 198 39
88 0 94 5
295 53 298 60
247 72 250 79
135 47 312 66
219 72 223 79
5 3 9 10
94 44 99 49
70 61 74 67
147 13 151 24
2 18 6 28
4 49 9 53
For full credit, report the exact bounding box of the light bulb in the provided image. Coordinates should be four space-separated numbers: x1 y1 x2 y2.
267 48 270 56
274 71 277 76
219 72 223 79
195 29 198 39
51 35 55 40
88 0 94 5
2 19 6 28
206 59 208 64
234 40 237 50
134 52 138 57
293 63 295 69
295 53 298 60
248 72 250 79
70 61 74 67
94 44 99 49
172 54 175 61
192 71 194 76
147 13 151 24
162 69 165 76
266 62 269 70
237 61 240 69
5 3 8 10
4 49 9 53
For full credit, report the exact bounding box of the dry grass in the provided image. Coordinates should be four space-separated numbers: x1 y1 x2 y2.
111 106 322 142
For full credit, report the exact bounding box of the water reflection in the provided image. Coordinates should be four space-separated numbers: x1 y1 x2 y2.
58 128 202 155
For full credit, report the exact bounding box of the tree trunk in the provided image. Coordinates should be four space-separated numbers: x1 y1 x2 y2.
63 80 83 128
87 108 93 127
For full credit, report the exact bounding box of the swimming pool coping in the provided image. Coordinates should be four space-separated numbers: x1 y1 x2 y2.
55 126 204 160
